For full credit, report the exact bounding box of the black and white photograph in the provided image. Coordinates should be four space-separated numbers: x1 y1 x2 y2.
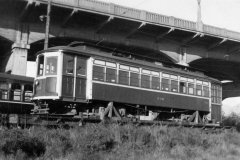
0 0 240 159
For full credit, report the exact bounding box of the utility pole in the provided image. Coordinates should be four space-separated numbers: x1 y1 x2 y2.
44 0 51 50
197 0 203 31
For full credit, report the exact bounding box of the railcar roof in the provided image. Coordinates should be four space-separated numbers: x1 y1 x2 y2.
39 42 221 83
0 73 34 82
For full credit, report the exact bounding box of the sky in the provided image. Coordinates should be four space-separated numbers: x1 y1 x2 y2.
99 0 240 32
99 0 240 115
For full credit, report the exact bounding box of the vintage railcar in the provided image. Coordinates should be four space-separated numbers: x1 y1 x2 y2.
32 42 222 123
0 73 34 114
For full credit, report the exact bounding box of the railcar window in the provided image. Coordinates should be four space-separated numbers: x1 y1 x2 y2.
203 81 209 86
119 70 129 85
130 67 139 72
24 84 33 102
152 77 160 90
64 55 74 74
93 66 104 81
188 78 194 83
216 85 222 103
12 83 21 101
180 77 187 81
106 62 116 68
151 71 159 77
162 78 170 91
0 82 8 100
94 60 105 65
106 68 117 83
120 65 129 70
77 57 87 76
37 55 44 76
211 84 222 104
180 82 186 93
162 73 170 78
45 56 58 75
171 80 178 92
203 86 209 97
0 82 8 90
196 85 202 96
141 75 150 88
142 69 151 75
188 83 194 95
130 72 139 87
211 85 215 103
170 75 178 80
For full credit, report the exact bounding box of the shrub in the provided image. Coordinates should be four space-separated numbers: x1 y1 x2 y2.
1 132 46 158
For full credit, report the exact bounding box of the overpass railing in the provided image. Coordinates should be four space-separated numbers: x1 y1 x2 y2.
37 0 240 41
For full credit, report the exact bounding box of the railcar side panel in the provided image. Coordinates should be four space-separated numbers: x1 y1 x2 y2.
92 82 210 112
211 104 221 122
35 78 57 97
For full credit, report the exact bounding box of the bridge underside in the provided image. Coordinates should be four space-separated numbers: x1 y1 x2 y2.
1 0 240 98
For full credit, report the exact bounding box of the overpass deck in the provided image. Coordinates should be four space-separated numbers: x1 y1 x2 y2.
32 0 240 42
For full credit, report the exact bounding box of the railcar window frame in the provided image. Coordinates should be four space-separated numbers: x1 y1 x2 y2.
188 83 194 95
130 72 140 87
45 56 58 75
162 78 170 91
141 74 151 89
106 67 117 83
37 55 44 76
93 65 105 81
63 54 75 75
76 56 87 76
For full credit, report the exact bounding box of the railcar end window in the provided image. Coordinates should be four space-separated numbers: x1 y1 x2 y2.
93 66 104 81
119 70 129 85
77 57 87 76
106 68 117 83
45 56 58 75
64 55 74 74
37 55 44 76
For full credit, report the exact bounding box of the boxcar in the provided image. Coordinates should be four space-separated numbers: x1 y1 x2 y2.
0 73 34 114
32 42 222 123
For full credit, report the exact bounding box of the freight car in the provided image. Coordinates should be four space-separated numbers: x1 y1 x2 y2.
0 73 34 114
32 42 222 124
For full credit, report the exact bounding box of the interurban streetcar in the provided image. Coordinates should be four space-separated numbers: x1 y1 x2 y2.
32 42 222 124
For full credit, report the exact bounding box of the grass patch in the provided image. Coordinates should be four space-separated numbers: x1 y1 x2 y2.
0 123 240 160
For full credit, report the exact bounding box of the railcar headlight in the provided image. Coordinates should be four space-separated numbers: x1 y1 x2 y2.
35 80 39 86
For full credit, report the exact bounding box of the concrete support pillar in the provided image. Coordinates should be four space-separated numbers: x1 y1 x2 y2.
5 24 30 76
177 47 189 66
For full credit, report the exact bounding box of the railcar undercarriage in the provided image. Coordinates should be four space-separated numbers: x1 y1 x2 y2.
30 100 215 128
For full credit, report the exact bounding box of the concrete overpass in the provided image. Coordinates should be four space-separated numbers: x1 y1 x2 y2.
1 0 240 98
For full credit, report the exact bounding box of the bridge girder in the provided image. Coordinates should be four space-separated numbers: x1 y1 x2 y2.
1 0 240 83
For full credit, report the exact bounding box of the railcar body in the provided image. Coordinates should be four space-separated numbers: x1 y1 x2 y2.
0 73 34 114
32 42 222 123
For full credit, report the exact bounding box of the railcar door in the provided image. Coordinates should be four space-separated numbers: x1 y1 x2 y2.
62 54 87 100
62 54 75 98
75 56 87 100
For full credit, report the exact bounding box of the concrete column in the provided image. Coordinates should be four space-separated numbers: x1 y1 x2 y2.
5 24 30 76
177 47 189 66
7 43 30 76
